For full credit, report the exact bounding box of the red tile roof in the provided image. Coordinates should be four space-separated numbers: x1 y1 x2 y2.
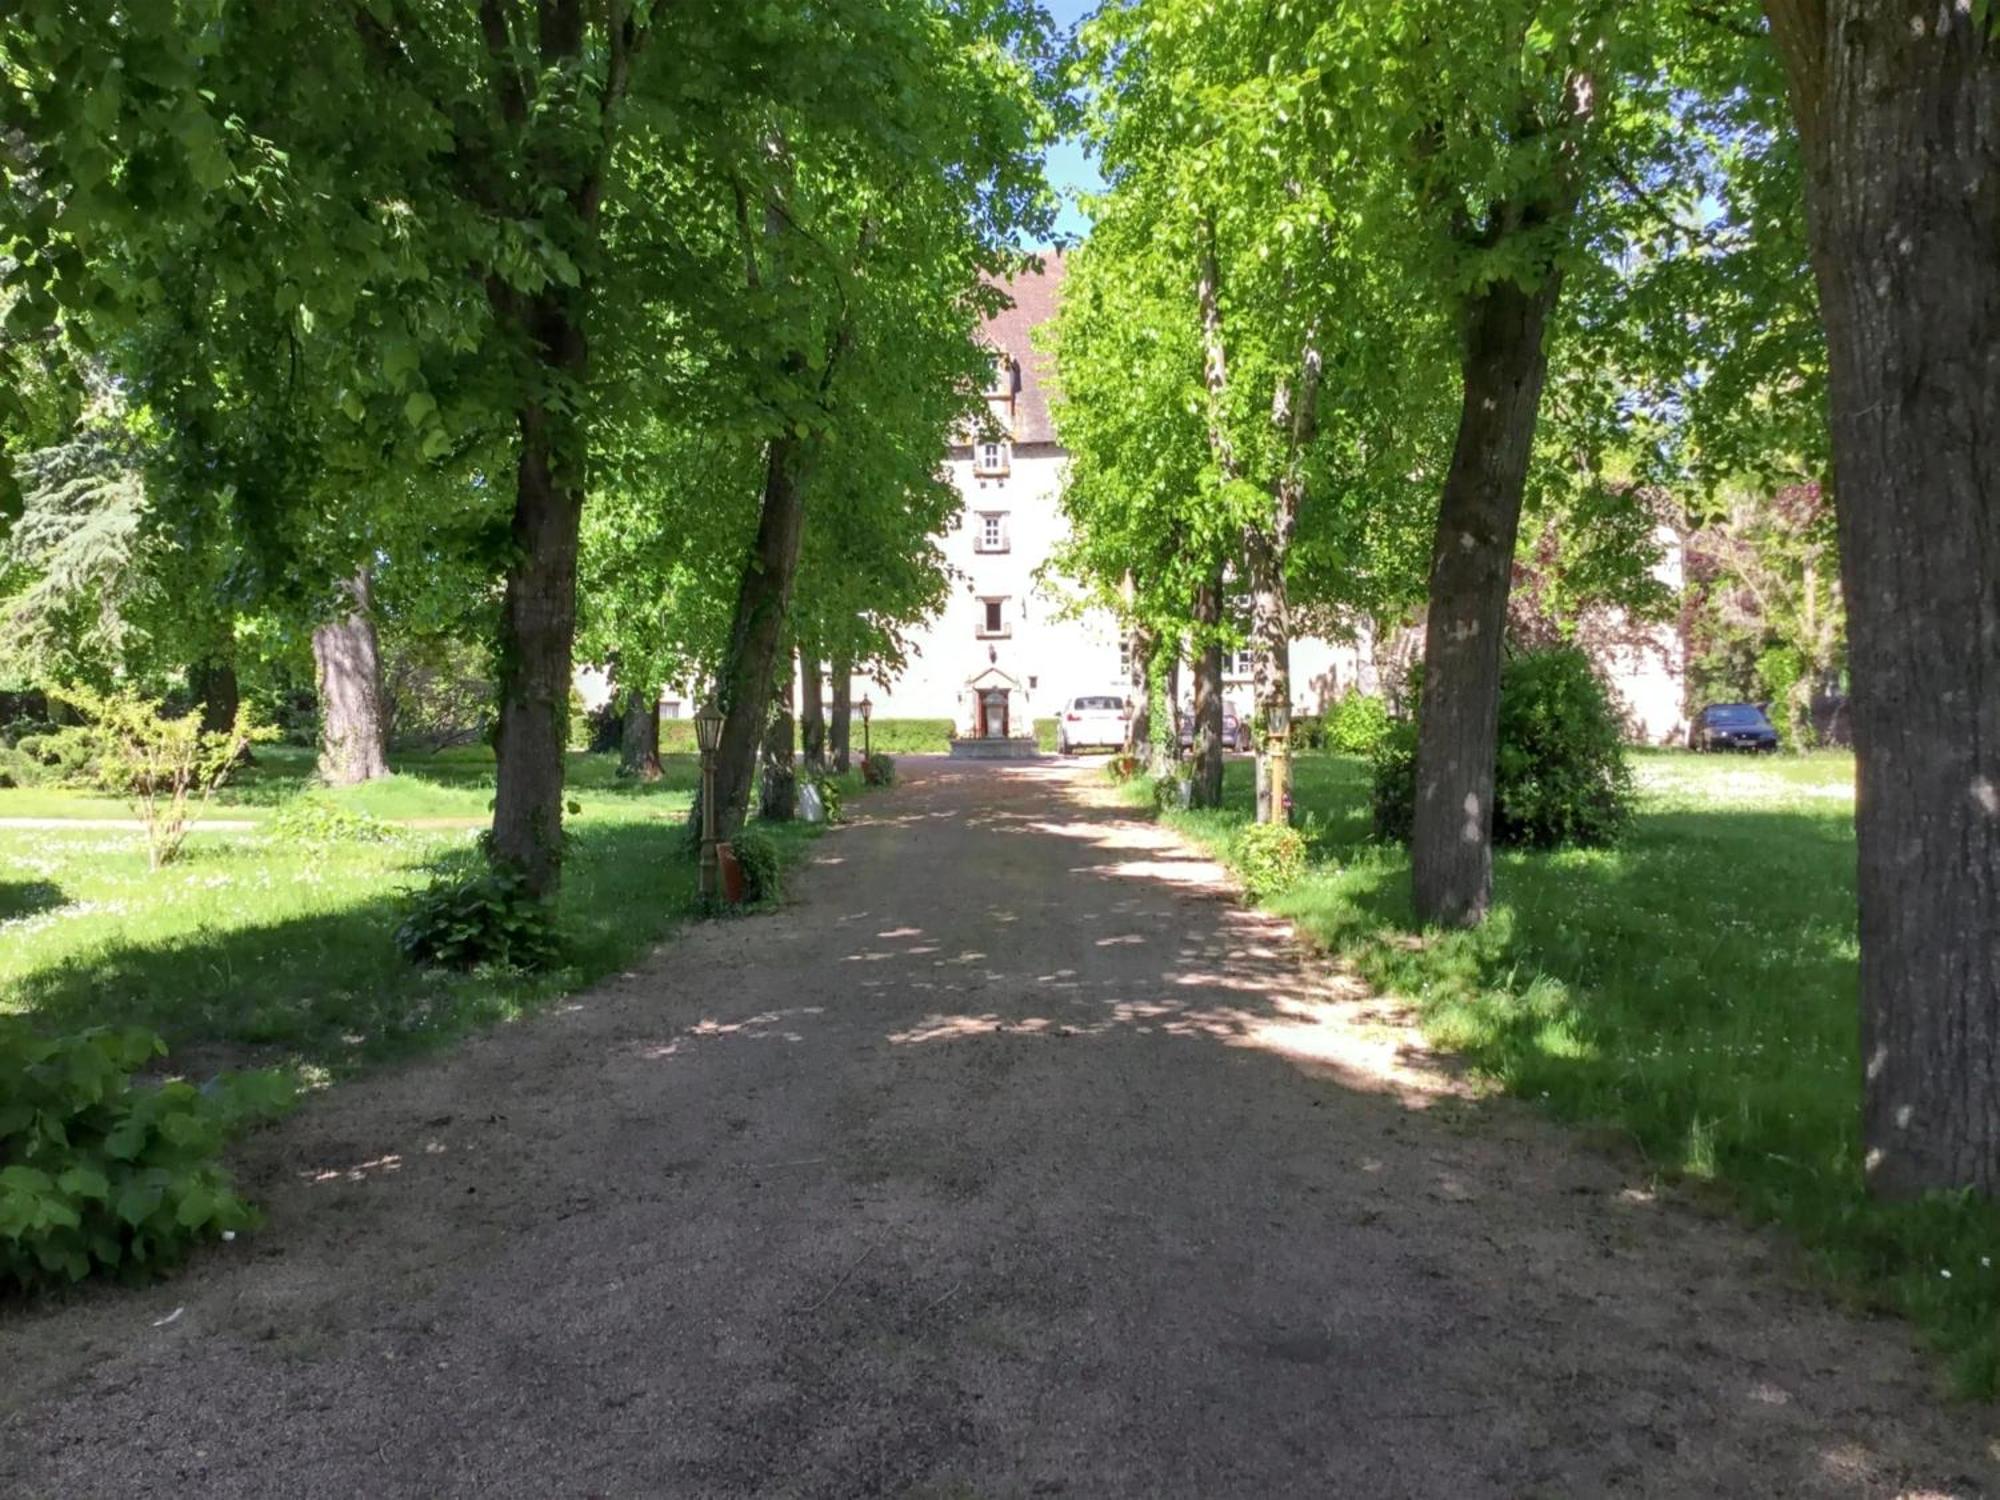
979 253 1065 446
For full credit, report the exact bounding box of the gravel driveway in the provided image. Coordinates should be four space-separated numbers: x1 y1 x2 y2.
1 757 1991 1497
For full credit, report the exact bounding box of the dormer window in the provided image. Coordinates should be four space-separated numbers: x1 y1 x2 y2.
975 438 1010 476
986 353 1011 396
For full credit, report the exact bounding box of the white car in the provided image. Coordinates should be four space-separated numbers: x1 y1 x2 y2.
1056 694 1130 754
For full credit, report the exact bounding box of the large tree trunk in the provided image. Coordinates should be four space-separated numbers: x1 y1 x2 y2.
759 660 798 823
829 648 853 774
490 363 586 894
1190 570 1225 808
1145 640 1179 780
312 567 390 786
1764 0 1998 1197
709 437 809 841
1246 529 1293 824
1126 617 1154 755
619 687 661 781
1409 269 1564 927
189 639 240 736
799 648 826 775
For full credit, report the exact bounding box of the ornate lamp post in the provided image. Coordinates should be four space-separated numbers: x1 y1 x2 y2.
858 693 873 766
1265 698 1292 825
694 701 725 901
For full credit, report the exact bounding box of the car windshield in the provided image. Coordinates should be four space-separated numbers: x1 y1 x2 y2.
1073 697 1124 712
1707 705 1770 728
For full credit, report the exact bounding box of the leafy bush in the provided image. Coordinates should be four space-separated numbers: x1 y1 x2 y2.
1371 646 1633 849
1233 821 1308 898
0 717 92 788
0 1021 295 1291
729 825 783 904
50 684 269 867
809 774 844 823
1324 691 1392 755
1106 753 1142 782
268 797 391 846
861 752 897 787
381 635 494 753
395 864 561 971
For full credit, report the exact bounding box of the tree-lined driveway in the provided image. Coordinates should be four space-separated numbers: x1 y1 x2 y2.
2 759 1988 1497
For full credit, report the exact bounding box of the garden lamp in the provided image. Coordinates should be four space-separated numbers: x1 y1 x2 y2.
859 694 873 764
694 701 724 900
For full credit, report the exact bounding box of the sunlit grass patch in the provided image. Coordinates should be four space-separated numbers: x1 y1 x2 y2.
1 751 834 1081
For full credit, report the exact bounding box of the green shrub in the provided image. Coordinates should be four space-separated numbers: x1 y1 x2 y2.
861 752 897 787
1371 646 1633 849
809 774 844 823
729 825 783 904
0 741 51 788
268 797 391 846
1233 821 1308 899
395 864 561 971
0 1021 295 1291
1325 691 1392 755
50 684 270 868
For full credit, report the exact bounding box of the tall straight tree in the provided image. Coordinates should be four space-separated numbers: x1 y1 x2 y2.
1759 0 1998 1196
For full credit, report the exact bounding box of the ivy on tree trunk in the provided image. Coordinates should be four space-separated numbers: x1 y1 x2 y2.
759 661 798 823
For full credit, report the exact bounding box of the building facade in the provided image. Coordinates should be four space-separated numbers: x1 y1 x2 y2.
854 255 1687 747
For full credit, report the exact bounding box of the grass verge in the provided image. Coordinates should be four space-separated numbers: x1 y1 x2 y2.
2 749 852 1084
1126 750 2000 1397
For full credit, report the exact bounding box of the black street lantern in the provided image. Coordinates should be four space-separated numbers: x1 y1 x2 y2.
695 701 724 900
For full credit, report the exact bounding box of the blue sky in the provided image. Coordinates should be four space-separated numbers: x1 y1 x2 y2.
1041 0 1103 244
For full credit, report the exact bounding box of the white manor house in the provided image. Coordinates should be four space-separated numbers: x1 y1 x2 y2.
847 255 1688 749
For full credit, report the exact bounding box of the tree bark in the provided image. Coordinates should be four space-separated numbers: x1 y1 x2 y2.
759 659 798 823
1191 570 1225 808
490 347 586 894
619 687 661 781
799 647 826 775
189 638 240 736
829 647 853 773
1146 641 1179 780
1764 0 1998 1197
312 567 390 786
1126 617 1154 755
1409 270 1565 927
709 437 809 841
475 0 639 897
1197 219 1312 824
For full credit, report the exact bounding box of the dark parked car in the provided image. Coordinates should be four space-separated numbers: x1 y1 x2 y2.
1690 703 1780 753
1179 710 1250 753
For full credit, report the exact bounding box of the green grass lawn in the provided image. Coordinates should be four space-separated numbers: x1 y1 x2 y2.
1139 748 2000 1396
0 747 832 1082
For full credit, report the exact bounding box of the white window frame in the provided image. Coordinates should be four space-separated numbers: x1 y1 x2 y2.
986 353 1011 397
975 511 1009 554
975 438 1011 476
977 596 1011 639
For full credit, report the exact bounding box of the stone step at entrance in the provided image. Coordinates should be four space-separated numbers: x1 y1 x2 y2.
947 737 1044 760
